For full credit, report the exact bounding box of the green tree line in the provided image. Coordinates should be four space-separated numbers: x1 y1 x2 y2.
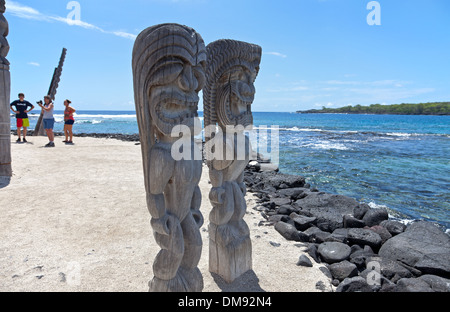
297 102 450 115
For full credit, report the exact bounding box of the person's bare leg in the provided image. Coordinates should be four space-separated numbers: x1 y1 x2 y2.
45 129 54 143
23 127 27 140
17 127 21 140
68 125 73 142
64 125 68 142
49 129 54 142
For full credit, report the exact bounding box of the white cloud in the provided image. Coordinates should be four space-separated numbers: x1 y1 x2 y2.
6 1 41 19
27 62 40 67
112 31 137 40
5 1 136 40
264 52 287 58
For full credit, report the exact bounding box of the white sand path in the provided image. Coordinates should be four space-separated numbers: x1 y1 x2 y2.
0 136 331 292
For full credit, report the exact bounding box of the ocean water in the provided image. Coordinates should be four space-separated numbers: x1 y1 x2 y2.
12 111 450 229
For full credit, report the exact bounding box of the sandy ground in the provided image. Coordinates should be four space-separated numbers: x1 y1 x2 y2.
0 136 332 292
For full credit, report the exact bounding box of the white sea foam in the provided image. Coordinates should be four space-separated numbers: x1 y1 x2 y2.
368 202 415 225
75 119 103 124
386 132 416 137
73 114 136 119
303 141 350 151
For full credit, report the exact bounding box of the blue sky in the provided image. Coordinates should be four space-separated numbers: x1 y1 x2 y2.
4 0 450 112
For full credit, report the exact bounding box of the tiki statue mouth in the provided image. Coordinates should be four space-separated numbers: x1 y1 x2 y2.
217 75 255 128
149 86 200 136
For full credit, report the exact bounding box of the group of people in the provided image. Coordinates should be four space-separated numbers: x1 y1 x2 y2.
9 93 76 147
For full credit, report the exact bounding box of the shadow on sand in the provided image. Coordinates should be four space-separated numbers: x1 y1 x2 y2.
0 176 11 189
211 270 266 292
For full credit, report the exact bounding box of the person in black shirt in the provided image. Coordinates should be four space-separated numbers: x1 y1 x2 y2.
10 93 34 143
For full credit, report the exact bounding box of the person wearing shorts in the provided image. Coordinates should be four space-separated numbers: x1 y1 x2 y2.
63 99 76 144
10 93 34 143
37 95 55 148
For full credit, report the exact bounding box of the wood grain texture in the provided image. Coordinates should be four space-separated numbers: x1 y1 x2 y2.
204 39 262 283
0 64 11 176
34 48 67 136
0 2 11 176
132 23 206 292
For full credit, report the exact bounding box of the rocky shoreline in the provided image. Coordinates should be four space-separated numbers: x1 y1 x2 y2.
11 130 141 143
244 164 450 292
12 131 450 292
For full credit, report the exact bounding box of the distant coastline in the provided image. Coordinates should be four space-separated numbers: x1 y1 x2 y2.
297 102 450 115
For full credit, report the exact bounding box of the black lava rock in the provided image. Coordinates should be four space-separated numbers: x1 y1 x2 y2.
362 207 389 227
347 228 383 250
296 255 313 267
328 260 359 281
318 242 351 264
379 221 450 278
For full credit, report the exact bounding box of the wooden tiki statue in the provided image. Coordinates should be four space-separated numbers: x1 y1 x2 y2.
204 39 262 283
0 0 11 177
132 23 206 292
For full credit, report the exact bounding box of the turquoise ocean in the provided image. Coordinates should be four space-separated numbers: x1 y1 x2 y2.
13 111 450 230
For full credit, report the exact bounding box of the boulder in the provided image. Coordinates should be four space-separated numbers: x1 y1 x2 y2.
290 214 317 231
336 276 373 292
296 255 313 267
360 268 395 292
395 278 434 292
353 203 370 220
325 228 349 244
295 193 359 232
347 228 383 250
274 221 308 242
379 220 406 236
318 242 351 264
349 247 377 270
304 227 330 243
309 229 330 244
277 205 297 215
257 172 306 190
319 266 333 279
343 215 365 228
379 221 450 278
362 207 389 227
365 256 413 281
268 214 290 223
270 197 292 207
366 225 392 244
328 260 358 281
247 160 261 172
306 244 321 263
418 275 450 292
277 187 308 200
259 163 279 172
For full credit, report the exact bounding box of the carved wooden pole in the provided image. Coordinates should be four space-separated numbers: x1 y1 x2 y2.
0 0 11 177
132 23 206 292
34 48 67 136
204 39 261 283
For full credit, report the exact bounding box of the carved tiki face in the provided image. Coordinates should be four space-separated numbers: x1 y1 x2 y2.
0 0 5 13
216 64 258 128
134 24 206 138
204 40 262 130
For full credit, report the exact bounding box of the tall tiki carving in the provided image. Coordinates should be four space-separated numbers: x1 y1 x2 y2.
0 0 11 177
204 39 262 283
132 24 206 292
